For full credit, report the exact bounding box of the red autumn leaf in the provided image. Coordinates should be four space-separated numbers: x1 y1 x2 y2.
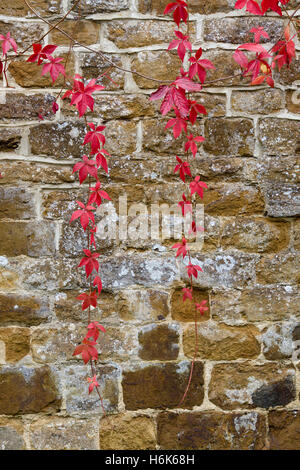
168 30 192 62
189 221 204 235
27 43 57 65
261 0 282 15
88 181 111 206
178 193 192 216
164 0 188 27
95 150 109 173
174 156 191 182
0 32 17 55
235 0 263 15
77 291 98 311
69 78 105 117
86 321 106 341
93 275 102 294
73 337 98 363
83 123 106 154
188 100 207 124
172 237 188 259
87 375 100 394
78 249 100 278
41 56 66 83
185 134 205 158
70 201 96 231
190 176 208 199
72 155 98 184
52 101 59 114
186 263 203 279
188 48 215 84
195 300 209 315
250 26 269 43
182 287 193 302
165 113 187 139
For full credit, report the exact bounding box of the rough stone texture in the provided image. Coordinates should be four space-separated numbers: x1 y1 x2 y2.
231 89 284 114
268 410 300 450
171 288 210 322
0 327 30 363
100 414 156 450
29 417 99 450
183 322 260 360
122 362 204 410
0 293 50 326
204 118 255 156
209 363 296 410
0 221 56 257
0 365 61 415
258 118 300 156
157 411 267 450
0 0 299 451
0 419 25 450
138 323 179 360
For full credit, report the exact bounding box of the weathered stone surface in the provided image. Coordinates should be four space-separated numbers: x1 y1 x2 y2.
138 0 226 14
143 118 202 155
0 327 30 363
293 219 300 250
157 411 267 450
9 55 74 88
204 49 244 87
132 51 181 89
92 93 156 120
0 0 62 17
0 293 50 326
209 363 296 410
286 89 300 114
0 187 35 219
29 122 86 159
50 20 100 46
220 217 290 253
274 57 300 86
231 89 284 114
0 93 55 121
0 128 22 152
193 92 226 117
183 322 260 360
180 252 257 288
0 21 44 48
118 289 170 322
259 118 300 155
71 0 129 14
171 288 210 322
122 362 204 410
262 323 295 360
0 161 74 185
258 155 300 217
100 255 180 289
81 53 124 90
211 286 299 324
104 120 137 156
62 364 119 415
256 253 300 284
0 221 56 257
29 417 99 450
106 20 177 48
204 18 283 44
263 182 300 217
100 413 156 450
0 365 61 414
268 410 300 450
204 118 255 156
0 418 25 450
138 323 179 360
31 325 85 363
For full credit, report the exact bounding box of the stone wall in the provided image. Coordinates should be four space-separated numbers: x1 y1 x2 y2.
0 0 299 450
